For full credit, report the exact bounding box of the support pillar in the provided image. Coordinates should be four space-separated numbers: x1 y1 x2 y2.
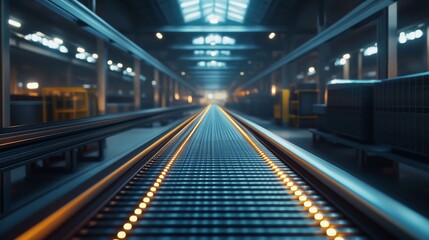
318 45 330 103
66 64 73 86
377 2 397 79
426 26 429 71
153 69 160 107
133 58 141 110
358 51 363 79
174 81 179 103
343 60 350 79
317 0 329 103
168 78 173 106
96 39 107 115
1 0 10 128
161 75 167 107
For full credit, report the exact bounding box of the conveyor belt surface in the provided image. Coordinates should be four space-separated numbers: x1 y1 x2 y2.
73 105 364 239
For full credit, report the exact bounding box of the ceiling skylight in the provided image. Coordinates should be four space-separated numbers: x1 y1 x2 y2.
192 34 236 45
179 0 250 23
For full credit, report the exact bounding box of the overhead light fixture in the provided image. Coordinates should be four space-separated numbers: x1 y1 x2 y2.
107 60 113 65
181 71 186 76
240 71 245 76
8 19 21 28
26 82 39 90
117 63 123 68
269 32 276 39
398 29 424 44
271 85 277 96
335 58 347 66
342 53 350 60
77 47 85 53
156 32 163 39
363 44 378 57
59 46 68 53
308 67 316 76
53 37 63 44
24 32 68 54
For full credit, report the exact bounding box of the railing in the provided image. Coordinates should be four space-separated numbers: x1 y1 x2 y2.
0 105 200 169
227 109 429 239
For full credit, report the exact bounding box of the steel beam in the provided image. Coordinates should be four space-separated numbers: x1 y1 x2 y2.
1 0 10 128
38 0 196 91
188 67 239 71
180 56 247 61
238 0 395 89
377 2 397 79
170 44 258 50
140 25 308 33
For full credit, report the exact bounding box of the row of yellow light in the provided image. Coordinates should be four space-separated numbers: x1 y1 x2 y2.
115 105 211 239
219 107 344 240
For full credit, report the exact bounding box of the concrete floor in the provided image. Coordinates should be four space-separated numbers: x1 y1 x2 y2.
236 113 429 218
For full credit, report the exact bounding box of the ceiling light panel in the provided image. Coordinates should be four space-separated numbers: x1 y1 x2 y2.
179 0 250 23
192 34 236 45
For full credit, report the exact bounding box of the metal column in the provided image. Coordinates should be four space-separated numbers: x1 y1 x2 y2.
1 0 10 128
153 68 160 107
377 2 397 79
96 39 107 115
426 26 429 71
358 51 363 79
174 81 179 103
168 78 173 106
318 45 330 103
161 75 167 107
343 59 350 79
1 0 11 213
133 58 141 110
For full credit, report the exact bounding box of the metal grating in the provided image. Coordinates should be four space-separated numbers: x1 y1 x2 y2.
73 106 364 239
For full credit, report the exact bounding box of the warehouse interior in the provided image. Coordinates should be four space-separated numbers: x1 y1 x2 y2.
1 0 429 239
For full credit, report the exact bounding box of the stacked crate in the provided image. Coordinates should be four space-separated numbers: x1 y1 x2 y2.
289 83 318 127
326 80 380 141
374 73 429 156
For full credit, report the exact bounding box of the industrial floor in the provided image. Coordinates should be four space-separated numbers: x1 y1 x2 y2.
236 112 429 218
4 109 429 231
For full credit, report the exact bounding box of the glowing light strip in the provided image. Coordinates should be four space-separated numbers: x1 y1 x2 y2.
17 109 203 240
115 105 211 239
219 107 344 240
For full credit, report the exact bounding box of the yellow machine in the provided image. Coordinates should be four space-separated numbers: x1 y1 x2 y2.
42 87 90 122
273 89 290 125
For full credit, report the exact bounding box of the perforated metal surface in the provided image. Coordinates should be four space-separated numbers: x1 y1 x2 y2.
73 106 364 239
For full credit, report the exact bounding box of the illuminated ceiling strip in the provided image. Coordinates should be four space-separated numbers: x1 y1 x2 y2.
239 0 394 89
38 0 196 91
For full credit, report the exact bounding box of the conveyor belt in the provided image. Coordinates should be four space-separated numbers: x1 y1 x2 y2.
69 105 363 239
